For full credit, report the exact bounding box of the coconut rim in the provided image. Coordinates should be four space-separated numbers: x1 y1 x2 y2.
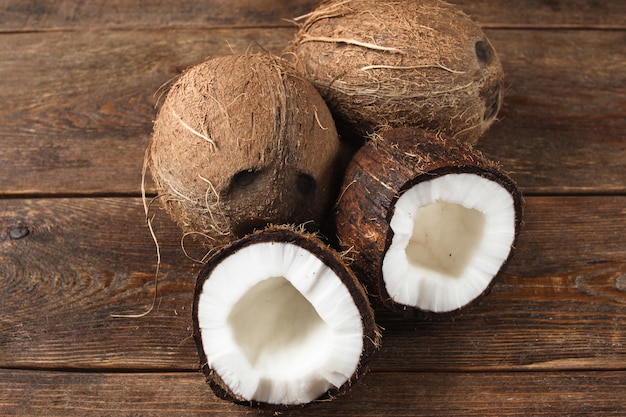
381 165 523 314
192 226 379 409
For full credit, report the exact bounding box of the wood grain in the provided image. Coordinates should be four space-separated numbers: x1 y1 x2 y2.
1 196 625 371
1 1 625 415
0 0 318 31
1 0 624 31
1 29 624 196
478 30 626 194
457 0 626 28
1 369 625 416
0 197 201 370
0 28 295 196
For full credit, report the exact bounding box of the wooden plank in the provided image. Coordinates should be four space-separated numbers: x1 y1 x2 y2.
0 28 295 196
1 28 624 196
1 0 624 31
377 194 626 371
0 197 202 370
1 369 626 416
1 196 625 371
0 0 319 31
477 29 626 194
457 0 626 29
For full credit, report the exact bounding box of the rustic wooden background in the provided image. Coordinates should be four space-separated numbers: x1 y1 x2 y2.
1 0 625 415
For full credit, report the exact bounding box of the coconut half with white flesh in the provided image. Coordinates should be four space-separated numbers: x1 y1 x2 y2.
335 127 523 315
192 226 379 408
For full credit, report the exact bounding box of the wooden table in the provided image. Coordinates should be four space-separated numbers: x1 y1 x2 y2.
1 1 625 415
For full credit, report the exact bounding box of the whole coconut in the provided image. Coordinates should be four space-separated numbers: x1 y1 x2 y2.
148 53 341 248
285 0 504 144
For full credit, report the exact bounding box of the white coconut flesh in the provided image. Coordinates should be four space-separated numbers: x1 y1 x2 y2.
382 173 516 312
196 241 364 405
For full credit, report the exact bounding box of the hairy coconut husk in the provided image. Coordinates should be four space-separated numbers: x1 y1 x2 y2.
285 0 504 144
334 127 523 317
193 225 380 410
148 53 342 249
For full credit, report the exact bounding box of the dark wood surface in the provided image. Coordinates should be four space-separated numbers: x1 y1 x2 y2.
1 1 625 415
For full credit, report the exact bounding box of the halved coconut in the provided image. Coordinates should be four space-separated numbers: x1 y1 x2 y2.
192 226 379 408
335 128 523 315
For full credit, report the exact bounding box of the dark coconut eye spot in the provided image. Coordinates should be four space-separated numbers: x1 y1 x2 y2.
475 40 492 65
231 169 258 189
296 173 316 195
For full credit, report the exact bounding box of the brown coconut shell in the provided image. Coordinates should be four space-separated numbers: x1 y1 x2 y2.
285 0 504 144
192 225 380 410
148 53 342 248
334 127 523 317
